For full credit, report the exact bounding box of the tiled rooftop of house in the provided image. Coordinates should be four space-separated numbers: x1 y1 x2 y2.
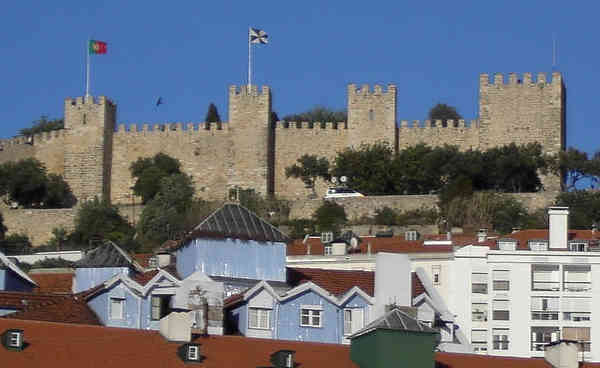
412 272 426 298
29 272 73 294
435 351 600 368
490 229 600 250
287 267 375 297
0 318 357 367
131 265 180 286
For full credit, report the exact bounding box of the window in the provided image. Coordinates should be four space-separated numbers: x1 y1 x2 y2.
563 265 591 292
148 256 158 268
321 232 333 243
492 329 509 350
324 245 332 255
562 297 591 322
368 109 374 121
432 265 441 286
471 303 488 322
343 308 364 335
492 270 509 291
188 345 199 360
531 327 560 351
249 307 271 329
151 295 172 321
405 230 419 241
529 240 549 251
568 241 588 252
492 300 509 320
498 240 517 251
471 329 487 352
300 308 322 327
110 298 124 319
472 273 488 294
531 297 559 320
563 327 591 352
531 264 560 291
8 332 21 348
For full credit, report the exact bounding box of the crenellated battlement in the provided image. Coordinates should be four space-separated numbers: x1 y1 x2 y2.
398 119 479 128
64 95 115 107
114 121 229 134
0 129 66 148
228 84 270 97
274 121 347 129
480 72 562 87
347 84 396 97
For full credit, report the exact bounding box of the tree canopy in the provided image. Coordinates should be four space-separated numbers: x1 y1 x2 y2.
428 103 462 126
18 116 64 136
555 191 600 229
285 154 330 195
283 106 347 123
130 153 183 204
205 103 221 123
554 147 600 190
72 198 137 249
0 212 6 240
312 201 347 234
0 159 74 208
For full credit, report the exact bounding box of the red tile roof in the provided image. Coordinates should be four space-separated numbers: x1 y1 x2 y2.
29 272 73 294
492 229 600 250
0 318 358 368
287 267 374 297
131 265 180 286
412 272 426 298
287 236 454 256
132 253 154 268
435 352 600 368
0 291 100 325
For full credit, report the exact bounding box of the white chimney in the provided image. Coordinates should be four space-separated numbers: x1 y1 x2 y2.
477 228 488 243
159 311 192 342
157 253 171 268
544 341 579 368
548 207 569 249
374 253 411 319
331 242 347 255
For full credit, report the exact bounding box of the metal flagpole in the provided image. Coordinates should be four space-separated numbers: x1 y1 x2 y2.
86 39 91 97
248 28 252 89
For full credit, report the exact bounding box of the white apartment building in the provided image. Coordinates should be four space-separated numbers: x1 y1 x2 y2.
286 207 600 362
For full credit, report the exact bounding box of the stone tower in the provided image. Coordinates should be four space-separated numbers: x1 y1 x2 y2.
227 85 271 195
347 84 397 149
478 72 565 191
63 95 116 202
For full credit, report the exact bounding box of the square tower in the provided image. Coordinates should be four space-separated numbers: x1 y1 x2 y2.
347 84 397 149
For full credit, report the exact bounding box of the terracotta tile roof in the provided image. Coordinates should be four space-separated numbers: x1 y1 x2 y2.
132 253 154 268
287 267 374 297
29 273 73 294
412 272 426 298
491 229 600 250
0 318 358 368
223 291 245 308
0 291 100 325
435 352 600 368
287 236 454 256
130 265 180 286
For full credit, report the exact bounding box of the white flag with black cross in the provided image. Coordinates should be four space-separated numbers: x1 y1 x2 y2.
248 27 268 87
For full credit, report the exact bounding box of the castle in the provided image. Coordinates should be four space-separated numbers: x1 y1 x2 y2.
0 72 565 206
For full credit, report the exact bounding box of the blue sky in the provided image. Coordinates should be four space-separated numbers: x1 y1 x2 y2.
1 1 598 155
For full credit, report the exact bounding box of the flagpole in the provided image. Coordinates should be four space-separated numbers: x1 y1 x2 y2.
248 28 252 89
86 39 90 97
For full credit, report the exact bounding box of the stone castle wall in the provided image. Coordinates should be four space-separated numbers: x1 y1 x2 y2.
1 207 77 245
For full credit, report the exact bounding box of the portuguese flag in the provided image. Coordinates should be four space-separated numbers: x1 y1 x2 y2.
89 40 107 54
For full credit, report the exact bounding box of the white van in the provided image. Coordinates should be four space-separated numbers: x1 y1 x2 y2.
324 187 365 199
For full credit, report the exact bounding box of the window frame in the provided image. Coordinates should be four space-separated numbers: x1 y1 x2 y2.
492 328 509 351
471 273 488 295
300 308 322 328
188 345 199 360
471 303 488 322
150 294 172 321
492 299 510 321
248 307 271 330
8 332 21 348
110 297 125 320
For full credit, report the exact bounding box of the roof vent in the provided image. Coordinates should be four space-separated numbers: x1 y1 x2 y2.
2 329 24 351
177 343 204 363
270 350 295 368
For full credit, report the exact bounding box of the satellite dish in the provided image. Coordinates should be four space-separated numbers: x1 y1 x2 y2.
350 237 358 249
340 176 347 183
331 177 338 184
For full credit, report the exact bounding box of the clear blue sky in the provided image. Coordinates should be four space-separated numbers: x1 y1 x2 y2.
1 1 598 155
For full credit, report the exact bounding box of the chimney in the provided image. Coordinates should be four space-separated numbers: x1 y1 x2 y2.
306 243 311 255
160 311 192 342
592 223 597 235
544 340 579 368
157 253 171 268
548 207 569 249
511 227 521 233
477 228 488 243
446 232 452 241
374 253 411 318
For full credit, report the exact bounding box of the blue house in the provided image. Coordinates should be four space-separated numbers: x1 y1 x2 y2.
0 251 37 293
226 267 375 344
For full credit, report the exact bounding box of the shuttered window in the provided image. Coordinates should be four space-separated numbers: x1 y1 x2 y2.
563 327 591 352
492 328 509 350
493 270 510 291
472 273 488 294
110 298 124 319
492 300 509 320
248 308 271 329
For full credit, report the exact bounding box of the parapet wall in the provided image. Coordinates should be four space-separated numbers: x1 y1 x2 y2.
396 119 481 151
1 208 76 246
0 130 66 175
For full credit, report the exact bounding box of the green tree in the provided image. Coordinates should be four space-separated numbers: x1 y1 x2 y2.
374 207 398 226
72 198 136 249
285 155 330 196
285 218 316 239
49 227 68 251
555 191 600 229
3 159 48 207
137 173 196 245
18 116 64 136
312 201 347 234
283 106 347 123
205 103 221 123
333 142 394 195
428 103 462 126
44 174 75 208
0 233 32 255
130 153 183 203
0 212 6 240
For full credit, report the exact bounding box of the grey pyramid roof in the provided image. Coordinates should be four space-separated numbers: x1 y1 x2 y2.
350 308 438 339
76 241 143 271
189 203 289 243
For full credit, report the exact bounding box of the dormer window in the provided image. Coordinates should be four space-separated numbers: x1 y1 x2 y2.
568 241 588 252
528 240 548 251
148 256 158 268
2 329 24 351
177 343 203 363
270 350 295 368
321 232 333 243
498 239 517 251
405 230 419 241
